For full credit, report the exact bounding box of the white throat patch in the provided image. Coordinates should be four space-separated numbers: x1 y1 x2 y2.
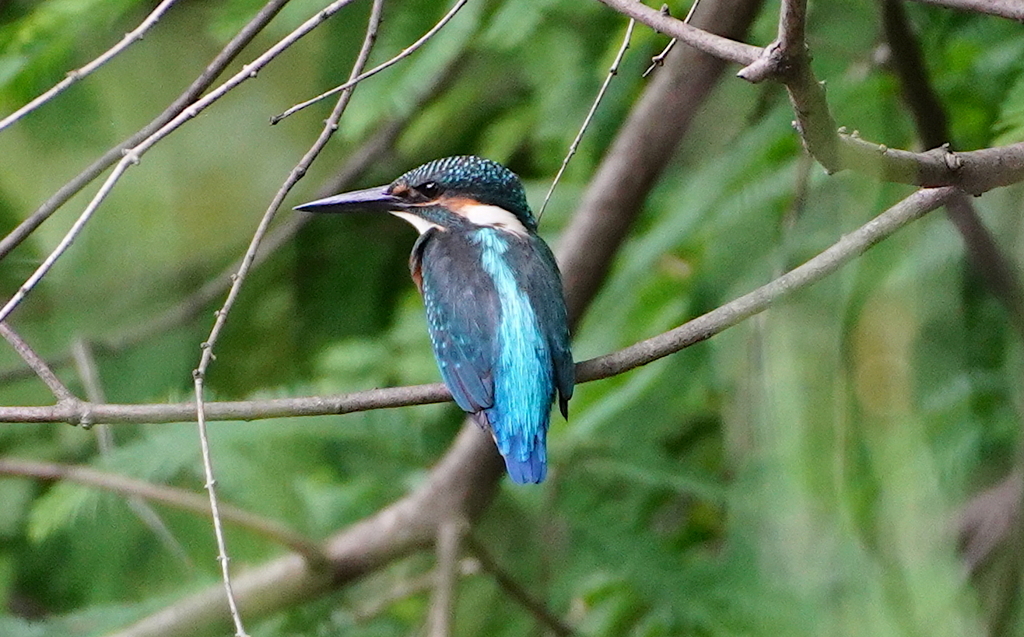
459 203 529 236
390 211 442 235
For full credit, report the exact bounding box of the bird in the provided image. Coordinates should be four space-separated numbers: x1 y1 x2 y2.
295 155 574 484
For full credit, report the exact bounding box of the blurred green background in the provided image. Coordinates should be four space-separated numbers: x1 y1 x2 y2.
2 0 1024 635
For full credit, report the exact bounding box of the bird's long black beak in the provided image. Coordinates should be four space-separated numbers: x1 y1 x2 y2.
294 185 402 214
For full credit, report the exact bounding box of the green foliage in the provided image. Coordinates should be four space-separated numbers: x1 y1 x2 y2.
1 0 1023 635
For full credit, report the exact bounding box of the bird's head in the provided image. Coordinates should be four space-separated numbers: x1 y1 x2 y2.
295 156 537 235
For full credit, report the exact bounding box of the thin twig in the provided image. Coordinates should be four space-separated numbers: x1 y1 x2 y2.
537 19 635 221
0 0 359 327
0 0 181 134
0 322 76 403
0 0 293 263
270 0 469 124
0 457 326 564
427 519 466 637
191 2 385 633
642 0 701 77
0 187 958 426
466 536 576 637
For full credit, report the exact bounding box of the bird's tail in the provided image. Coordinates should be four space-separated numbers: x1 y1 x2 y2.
473 410 548 484
502 441 547 484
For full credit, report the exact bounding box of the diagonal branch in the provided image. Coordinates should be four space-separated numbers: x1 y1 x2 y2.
96 184 956 637
0 55 462 389
0 0 293 263
271 0 469 124
97 3 766 634
591 0 761 65
881 0 1024 344
465 536 576 637
0 322 77 404
0 0 181 134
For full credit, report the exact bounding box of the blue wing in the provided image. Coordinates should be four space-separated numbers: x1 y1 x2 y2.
516 235 574 418
412 228 573 484
413 230 499 415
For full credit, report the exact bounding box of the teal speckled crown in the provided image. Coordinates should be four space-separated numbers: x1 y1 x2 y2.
395 156 536 231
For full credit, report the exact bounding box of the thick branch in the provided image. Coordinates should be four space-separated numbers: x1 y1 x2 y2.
466 536 576 637
882 0 1024 344
97 185 955 637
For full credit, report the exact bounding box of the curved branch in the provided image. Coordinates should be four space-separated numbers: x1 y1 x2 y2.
93 184 956 637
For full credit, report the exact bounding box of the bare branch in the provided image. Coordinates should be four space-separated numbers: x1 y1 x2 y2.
597 0 1024 190
0 322 76 403
561 0 764 322
641 0 701 78
0 0 292 262
0 51 464 390
271 0 469 124
0 457 326 565
0 0 181 133
908 0 1024 20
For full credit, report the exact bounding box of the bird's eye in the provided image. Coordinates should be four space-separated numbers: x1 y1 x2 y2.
416 181 442 198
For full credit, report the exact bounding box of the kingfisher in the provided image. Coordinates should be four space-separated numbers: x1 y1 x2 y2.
295 156 574 484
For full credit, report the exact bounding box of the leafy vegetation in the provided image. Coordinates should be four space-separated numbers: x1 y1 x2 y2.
1 0 1023 635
